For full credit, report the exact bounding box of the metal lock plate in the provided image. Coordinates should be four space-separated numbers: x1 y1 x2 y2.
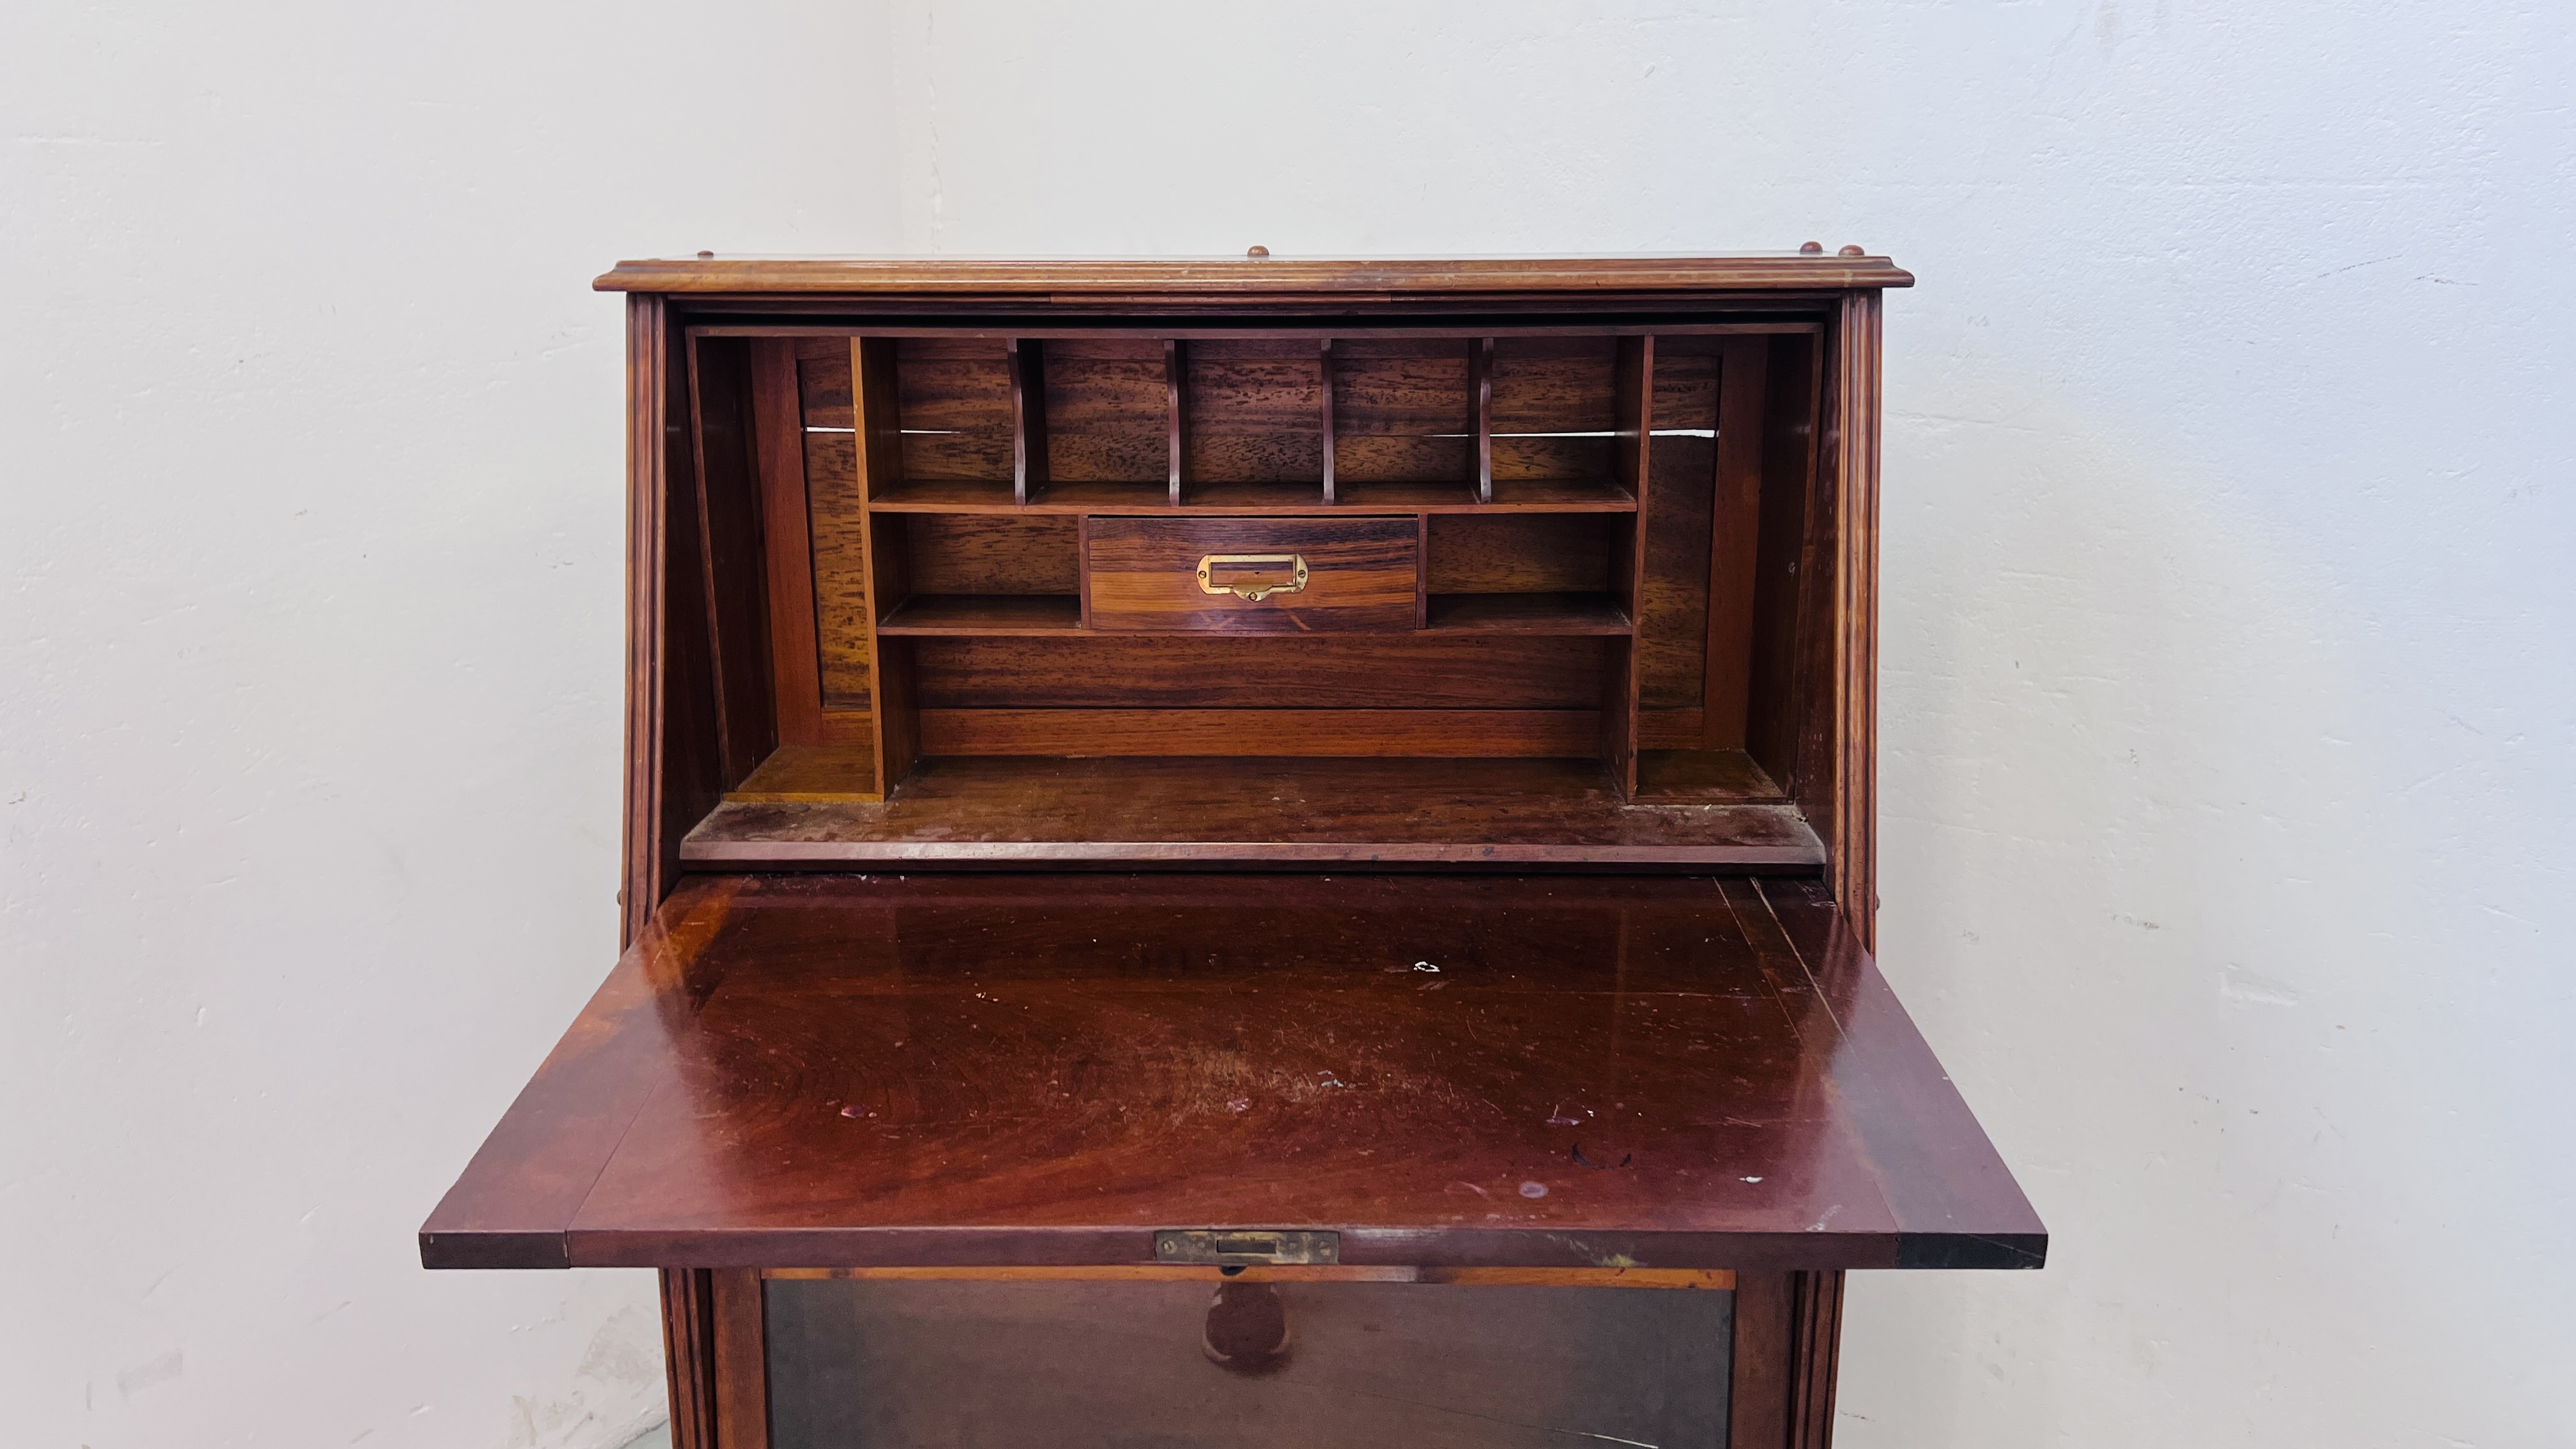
1153 1229 1341 1266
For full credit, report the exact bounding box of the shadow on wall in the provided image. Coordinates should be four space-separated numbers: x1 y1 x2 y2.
1834 360 2545 1447
507 1301 667 1449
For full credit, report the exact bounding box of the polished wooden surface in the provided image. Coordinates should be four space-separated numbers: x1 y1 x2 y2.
680 756 1825 868
596 253 1916 296
421 873 2042 1271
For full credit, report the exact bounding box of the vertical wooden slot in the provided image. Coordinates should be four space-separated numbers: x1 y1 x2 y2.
855 337 919 790
1745 331 1823 795
1165 339 1186 507
1599 336 1653 797
1009 338 1048 506
1471 337 1495 502
1319 338 1338 504
684 334 778 790
1705 336 1770 750
749 339 827 749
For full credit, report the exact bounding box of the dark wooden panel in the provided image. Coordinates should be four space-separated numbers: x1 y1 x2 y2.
792 336 850 425
916 708 1598 758
1491 336 1617 480
912 636 1609 710
1331 337 1472 483
648 300 727 940
416 871 2035 1268
896 336 1014 480
901 514 1080 595
804 429 871 709
680 758 1826 870
1745 331 1820 799
1639 338 1721 714
763 1275 1729 1448
1184 339 1324 484
856 339 917 789
686 336 778 788
1043 337 1168 483
1426 514 1614 593
1087 516 1417 632
1639 709 1706 751
1706 336 1772 747
1600 340 1652 799
709 1269 768 1449
751 340 831 747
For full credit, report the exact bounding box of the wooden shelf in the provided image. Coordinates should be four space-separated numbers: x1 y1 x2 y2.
866 477 1635 515
864 478 1018 511
1424 592 1632 635
1637 749 1791 803
727 744 882 803
1029 480 1171 510
878 594 1082 636
682 755 1821 869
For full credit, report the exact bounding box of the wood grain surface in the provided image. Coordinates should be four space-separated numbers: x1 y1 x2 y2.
421 873 2039 1272
595 253 1917 295
678 756 1827 868
1085 516 1418 632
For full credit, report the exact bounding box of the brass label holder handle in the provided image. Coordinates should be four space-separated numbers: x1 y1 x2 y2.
1195 553 1309 603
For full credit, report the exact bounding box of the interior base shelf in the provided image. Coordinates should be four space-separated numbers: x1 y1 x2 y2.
692 755 1821 869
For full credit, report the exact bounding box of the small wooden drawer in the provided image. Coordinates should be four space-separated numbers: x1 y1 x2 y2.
1084 516 1419 632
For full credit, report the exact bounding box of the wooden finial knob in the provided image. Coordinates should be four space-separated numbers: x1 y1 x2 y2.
696 250 714 259
1246 245 1271 259
1798 241 1823 255
1837 244 1865 257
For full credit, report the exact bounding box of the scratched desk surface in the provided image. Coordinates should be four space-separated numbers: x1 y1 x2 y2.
422 874 2043 1273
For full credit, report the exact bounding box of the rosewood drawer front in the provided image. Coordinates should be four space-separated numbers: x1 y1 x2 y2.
1084 516 1420 632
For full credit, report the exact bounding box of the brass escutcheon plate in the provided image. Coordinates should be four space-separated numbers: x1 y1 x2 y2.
1154 1229 1341 1265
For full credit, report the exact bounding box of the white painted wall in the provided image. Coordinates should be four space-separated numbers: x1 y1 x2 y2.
6 3 2568 1446
1 2 897 1445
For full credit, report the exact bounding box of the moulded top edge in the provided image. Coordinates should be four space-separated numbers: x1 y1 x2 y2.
594 253 1915 295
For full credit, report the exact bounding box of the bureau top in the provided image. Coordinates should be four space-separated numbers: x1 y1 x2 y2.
594 251 1913 297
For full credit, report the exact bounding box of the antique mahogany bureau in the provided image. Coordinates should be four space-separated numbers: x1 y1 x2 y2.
422 250 2044 1448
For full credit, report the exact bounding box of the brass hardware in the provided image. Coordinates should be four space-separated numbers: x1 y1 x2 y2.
1154 1229 1340 1266
1195 553 1309 603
